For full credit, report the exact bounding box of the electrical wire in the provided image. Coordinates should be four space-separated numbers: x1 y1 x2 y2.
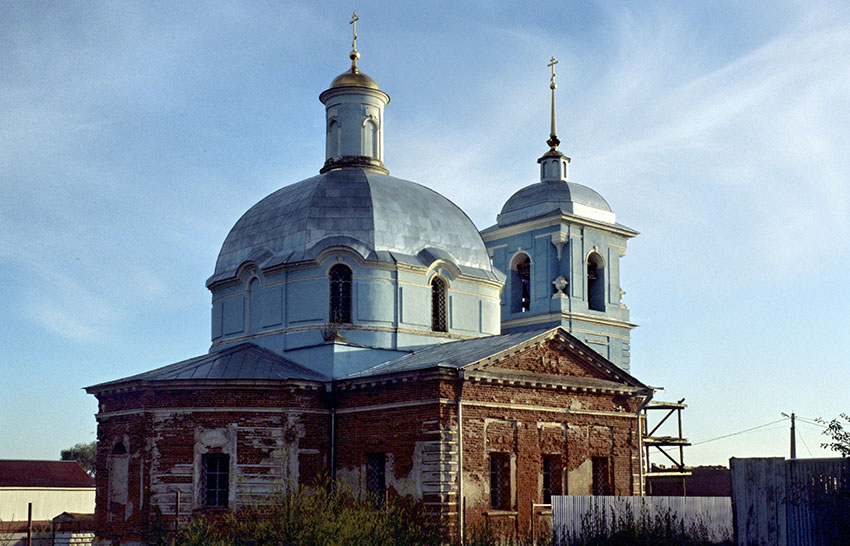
797 428 814 458
692 418 787 446
795 416 826 428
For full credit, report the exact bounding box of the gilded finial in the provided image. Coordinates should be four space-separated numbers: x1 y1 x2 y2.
349 12 360 71
547 56 560 149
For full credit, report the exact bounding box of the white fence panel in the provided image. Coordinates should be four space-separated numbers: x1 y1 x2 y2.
552 495 732 544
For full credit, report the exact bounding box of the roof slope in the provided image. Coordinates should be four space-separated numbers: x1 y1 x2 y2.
346 328 552 378
86 343 328 392
347 327 647 392
0 461 94 488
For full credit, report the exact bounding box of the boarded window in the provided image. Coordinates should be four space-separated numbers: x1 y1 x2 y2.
329 264 353 323
592 456 612 495
431 277 448 332
202 453 230 509
108 442 129 506
490 452 511 510
366 453 386 507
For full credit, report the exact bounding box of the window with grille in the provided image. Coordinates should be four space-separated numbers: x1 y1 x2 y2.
329 264 352 323
592 456 612 495
542 454 561 504
511 254 531 313
431 277 448 332
587 253 605 311
366 453 386 507
490 452 511 510
202 453 230 509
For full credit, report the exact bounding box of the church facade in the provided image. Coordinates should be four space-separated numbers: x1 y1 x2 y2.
86 29 650 544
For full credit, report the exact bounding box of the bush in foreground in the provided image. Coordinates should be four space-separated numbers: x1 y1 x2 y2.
149 482 444 546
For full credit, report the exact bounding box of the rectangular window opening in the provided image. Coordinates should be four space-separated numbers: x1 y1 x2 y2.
202 453 230 509
592 456 612 496
542 454 561 504
366 453 386 508
490 452 511 510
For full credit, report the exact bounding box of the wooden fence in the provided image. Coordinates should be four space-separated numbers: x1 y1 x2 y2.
551 495 732 543
730 457 850 546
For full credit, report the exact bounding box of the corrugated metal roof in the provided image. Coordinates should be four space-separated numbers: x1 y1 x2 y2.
347 328 552 377
0 461 94 488
86 343 328 392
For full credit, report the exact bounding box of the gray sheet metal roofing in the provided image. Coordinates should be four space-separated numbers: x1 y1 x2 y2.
497 180 612 227
208 168 498 286
348 326 647 390
347 327 555 378
86 343 328 392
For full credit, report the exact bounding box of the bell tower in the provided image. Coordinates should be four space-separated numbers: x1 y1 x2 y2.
481 57 637 371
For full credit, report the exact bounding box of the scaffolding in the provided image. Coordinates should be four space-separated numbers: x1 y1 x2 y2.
643 398 691 495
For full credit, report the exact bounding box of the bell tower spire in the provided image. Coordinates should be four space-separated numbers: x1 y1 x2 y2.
538 56 570 182
547 56 560 150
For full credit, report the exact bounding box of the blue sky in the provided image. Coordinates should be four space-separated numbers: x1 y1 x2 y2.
2 1 849 466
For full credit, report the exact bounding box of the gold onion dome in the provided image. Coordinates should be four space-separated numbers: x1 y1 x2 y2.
329 67 379 90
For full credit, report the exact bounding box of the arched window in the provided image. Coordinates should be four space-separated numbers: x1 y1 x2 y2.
329 264 352 324
248 277 261 333
587 252 605 311
431 276 448 332
363 119 377 158
511 254 531 313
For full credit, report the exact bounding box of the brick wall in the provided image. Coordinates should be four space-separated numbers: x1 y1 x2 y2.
90 337 646 542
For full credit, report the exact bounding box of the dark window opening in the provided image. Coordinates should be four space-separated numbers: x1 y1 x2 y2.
511 255 531 313
542 455 561 504
202 453 230 509
366 453 386 507
111 442 127 455
592 456 612 496
490 452 511 510
431 277 448 332
329 264 352 324
587 253 605 312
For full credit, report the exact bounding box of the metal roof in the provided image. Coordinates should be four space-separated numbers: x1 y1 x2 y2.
208 168 499 286
347 328 554 377
498 180 612 227
0 461 94 488
348 326 648 391
86 343 328 392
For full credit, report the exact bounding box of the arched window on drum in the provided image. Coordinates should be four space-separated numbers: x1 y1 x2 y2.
329 264 353 324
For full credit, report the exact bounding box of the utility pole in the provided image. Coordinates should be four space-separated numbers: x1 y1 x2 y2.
782 412 797 459
790 412 796 459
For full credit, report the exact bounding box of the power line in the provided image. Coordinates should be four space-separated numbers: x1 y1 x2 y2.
795 416 826 428
692 418 787 446
797 428 814 458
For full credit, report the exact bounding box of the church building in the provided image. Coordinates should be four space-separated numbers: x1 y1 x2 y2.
86 19 651 544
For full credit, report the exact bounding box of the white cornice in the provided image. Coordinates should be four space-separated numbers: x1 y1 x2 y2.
481 213 637 242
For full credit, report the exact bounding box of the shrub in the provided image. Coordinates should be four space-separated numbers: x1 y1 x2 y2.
148 480 444 546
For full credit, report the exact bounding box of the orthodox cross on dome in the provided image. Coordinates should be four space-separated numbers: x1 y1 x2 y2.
349 11 361 71
547 56 560 150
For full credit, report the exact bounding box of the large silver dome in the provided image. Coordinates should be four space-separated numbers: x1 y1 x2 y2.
207 168 498 286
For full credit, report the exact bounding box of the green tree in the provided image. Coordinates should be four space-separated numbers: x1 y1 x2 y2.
819 413 850 457
60 441 97 476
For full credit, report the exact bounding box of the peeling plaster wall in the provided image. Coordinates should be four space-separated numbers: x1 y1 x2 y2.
93 386 328 543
